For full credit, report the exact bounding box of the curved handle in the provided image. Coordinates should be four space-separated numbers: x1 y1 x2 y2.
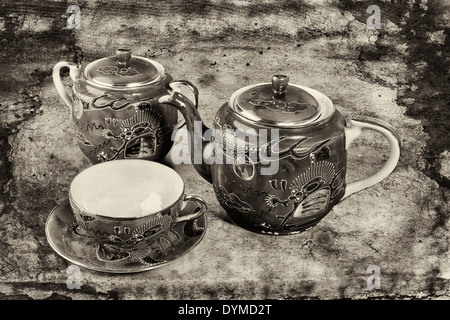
52 61 82 109
176 195 207 223
169 80 199 130
343 118 401 199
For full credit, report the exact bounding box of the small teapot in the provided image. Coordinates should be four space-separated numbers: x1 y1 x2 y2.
160 75 401 235
53 48 198 163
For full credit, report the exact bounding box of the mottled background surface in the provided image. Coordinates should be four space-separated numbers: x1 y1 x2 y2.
0 0 449 300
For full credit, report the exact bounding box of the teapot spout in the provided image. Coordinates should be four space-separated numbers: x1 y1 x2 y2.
158 84 212 183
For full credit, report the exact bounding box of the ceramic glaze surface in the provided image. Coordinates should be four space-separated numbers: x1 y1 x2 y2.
53 49 198 164
45 200 207 273
159 75 401 235
67 160 207 260
211 108 346 234
73 99 177 163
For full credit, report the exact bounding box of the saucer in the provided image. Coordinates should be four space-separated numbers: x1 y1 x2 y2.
45 199 207 273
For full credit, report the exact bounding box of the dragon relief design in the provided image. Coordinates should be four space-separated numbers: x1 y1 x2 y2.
97 66 142 77
70 211 205 266
212 116 336 167
76 131 94 147
260 136 335 162
233 155 255 181
248 99 314 114
210 116 345 232
264 160 345 231
213 184 256 216
96 107 168 162
95 213 181 263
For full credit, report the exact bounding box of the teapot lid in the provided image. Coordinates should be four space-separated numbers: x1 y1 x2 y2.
83 49 165 88
229 75 334 127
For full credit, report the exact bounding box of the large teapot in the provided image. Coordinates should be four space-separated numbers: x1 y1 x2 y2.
160 75 401 235
53 48 198 163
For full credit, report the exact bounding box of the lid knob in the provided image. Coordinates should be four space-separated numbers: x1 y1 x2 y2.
272 75 289 99
116 48 132 68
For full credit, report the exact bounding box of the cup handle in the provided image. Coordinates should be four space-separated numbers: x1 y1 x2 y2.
168 80 199 130
175 194 207 223
52 61 82 110
342 117 401 199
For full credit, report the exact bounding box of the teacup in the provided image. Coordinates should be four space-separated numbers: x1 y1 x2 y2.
68 159 207 259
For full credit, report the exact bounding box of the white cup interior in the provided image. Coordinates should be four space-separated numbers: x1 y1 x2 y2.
70 160 184 218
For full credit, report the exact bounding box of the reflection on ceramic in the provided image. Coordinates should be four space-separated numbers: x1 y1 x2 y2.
45 200 206 273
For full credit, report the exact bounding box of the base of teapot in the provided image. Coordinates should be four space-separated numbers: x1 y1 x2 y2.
226 213 322 236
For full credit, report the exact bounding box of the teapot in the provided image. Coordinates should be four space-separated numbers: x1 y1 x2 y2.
53 48 198 164
159 75 401 235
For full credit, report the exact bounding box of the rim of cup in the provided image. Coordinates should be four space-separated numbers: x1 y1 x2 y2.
69 159 185 220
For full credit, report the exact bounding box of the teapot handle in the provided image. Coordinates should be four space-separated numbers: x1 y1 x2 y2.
169 80 199 130
52 61 82 110
342 118 401 199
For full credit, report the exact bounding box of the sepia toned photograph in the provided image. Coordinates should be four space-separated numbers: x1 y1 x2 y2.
0 0 449 307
